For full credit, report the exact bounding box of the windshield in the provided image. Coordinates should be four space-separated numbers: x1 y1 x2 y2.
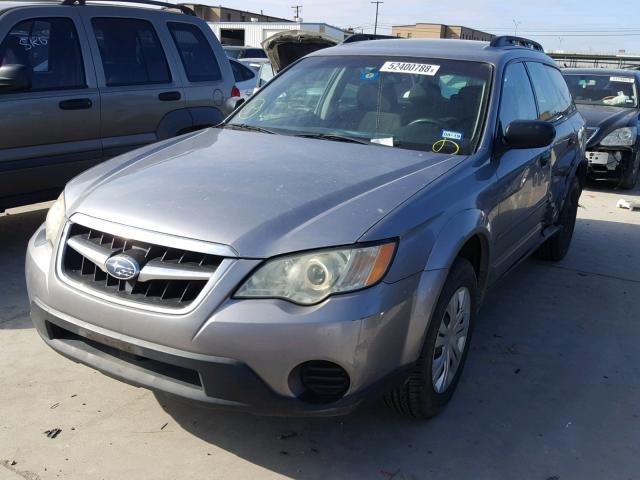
227 56 492 155
564 74 638 108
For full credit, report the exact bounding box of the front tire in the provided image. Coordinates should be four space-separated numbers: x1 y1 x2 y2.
620 151 640 190
385 258 477 419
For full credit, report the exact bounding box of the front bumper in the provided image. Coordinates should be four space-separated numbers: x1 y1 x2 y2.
30 301 411 416
585 146 635 181
27 222 446 415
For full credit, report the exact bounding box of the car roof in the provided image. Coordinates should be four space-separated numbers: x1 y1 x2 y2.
562 67 640 77
307 38 552 65
0 0 192 16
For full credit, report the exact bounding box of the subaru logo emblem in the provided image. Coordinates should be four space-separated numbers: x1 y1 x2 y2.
105 255 140 281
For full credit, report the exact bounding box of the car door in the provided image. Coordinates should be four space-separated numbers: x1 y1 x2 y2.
0 8 100 209
491 61 553 277
79 10 186 158
526 62 581 221
166 20 233 126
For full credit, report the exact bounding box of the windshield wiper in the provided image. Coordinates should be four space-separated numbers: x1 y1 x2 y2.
293 133 374 145
224 123 277 134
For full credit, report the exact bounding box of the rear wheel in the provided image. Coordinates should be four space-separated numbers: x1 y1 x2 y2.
385 258 477 419
620 151 640 190
536 177 581 261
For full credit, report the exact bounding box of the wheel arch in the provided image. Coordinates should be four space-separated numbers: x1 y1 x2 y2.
399 210 492 365
424 208 491 295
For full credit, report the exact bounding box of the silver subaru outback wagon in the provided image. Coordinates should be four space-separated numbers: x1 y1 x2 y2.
27 37 586 418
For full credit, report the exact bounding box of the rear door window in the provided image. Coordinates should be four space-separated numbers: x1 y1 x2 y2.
92 18 171 86
526 62 571 121
168 22 221 82
499 62 538 130
0 17 85 91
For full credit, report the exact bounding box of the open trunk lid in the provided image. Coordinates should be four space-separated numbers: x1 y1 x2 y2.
261 30 338 72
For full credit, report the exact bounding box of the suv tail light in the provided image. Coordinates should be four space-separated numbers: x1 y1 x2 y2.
231 85 241 97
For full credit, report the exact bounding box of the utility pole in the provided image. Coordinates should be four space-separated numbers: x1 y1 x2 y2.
512 19 522 36
371 1 383 35
291 5 302 21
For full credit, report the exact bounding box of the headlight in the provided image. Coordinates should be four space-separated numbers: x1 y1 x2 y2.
600 127 637 146
235 242 396 305
45 193 66 243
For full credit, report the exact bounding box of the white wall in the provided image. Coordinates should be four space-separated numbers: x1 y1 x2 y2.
208 22 346 47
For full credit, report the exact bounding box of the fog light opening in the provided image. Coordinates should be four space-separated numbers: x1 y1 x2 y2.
291 361 350 404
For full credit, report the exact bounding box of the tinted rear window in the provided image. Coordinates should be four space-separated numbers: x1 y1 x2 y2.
92 18 171 86
168 22 221 83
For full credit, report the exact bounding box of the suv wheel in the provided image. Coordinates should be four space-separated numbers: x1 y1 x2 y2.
385 258 477 419
536 177 581 261
620 151 640 190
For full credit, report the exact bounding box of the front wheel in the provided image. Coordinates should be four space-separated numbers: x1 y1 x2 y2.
620 151 640 190
385 258 477 419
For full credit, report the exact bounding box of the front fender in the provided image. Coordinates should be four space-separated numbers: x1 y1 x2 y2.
424 208 491 282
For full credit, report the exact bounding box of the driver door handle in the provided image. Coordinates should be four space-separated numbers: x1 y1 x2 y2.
59 98 92 110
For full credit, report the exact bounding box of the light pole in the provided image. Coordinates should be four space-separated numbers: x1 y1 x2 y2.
512 19 522 36
371 1 383 35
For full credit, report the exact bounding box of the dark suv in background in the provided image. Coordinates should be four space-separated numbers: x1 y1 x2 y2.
0 0 236 211
563 68 640 188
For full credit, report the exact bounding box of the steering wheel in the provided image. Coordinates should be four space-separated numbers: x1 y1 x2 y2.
407 118 449 130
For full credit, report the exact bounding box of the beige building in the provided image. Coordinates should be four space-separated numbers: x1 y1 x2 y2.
392 23 494 42
181 4 290 23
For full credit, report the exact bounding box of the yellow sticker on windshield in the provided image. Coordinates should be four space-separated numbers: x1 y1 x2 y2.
432 139 460 155
380 61 440 76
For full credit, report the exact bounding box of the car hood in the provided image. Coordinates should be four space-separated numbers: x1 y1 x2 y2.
261 30 338 72
576 104 639 145
65 129 462 259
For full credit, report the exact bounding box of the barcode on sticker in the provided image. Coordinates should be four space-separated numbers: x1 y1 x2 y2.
379 61 440 76
610 76 635 83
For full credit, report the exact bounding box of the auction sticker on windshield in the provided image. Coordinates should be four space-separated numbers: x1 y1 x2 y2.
610 76 635 83
380 61 440 76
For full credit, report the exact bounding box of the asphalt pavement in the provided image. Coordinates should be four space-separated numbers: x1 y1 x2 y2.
1 183 639 480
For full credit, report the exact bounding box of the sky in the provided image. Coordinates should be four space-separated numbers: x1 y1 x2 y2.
173 0 640 54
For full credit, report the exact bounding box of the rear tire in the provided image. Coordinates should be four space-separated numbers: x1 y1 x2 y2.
535 177 581 262
384 258 477 419
620 151 640 190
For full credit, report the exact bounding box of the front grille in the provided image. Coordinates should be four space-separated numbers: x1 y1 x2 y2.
61 223 223 309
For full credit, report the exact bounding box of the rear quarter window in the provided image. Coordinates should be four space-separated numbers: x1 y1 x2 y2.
168 22 222 82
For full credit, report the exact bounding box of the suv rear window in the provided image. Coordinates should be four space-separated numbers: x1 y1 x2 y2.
92 18 171 87
0 17 85 92
168 22 221 82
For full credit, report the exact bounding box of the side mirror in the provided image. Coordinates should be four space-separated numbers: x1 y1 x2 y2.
503 120 556 149
224 96 245 113
0 64 31 92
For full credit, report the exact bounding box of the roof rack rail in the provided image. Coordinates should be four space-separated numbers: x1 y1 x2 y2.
60 0 196 16
489 35 543 52
342 33 398 44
